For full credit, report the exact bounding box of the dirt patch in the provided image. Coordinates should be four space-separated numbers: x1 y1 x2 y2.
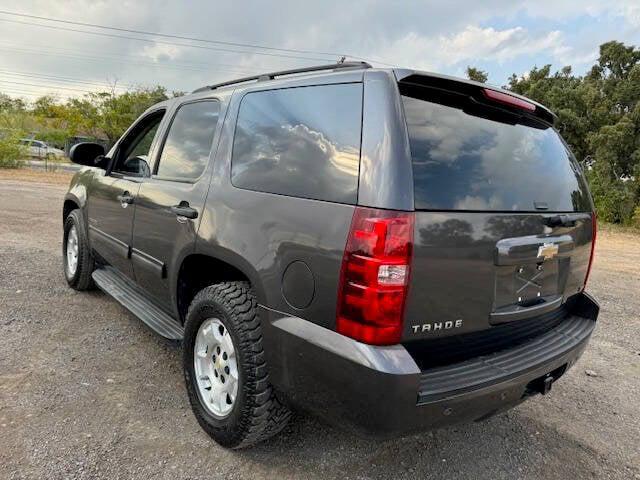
0 168 74 186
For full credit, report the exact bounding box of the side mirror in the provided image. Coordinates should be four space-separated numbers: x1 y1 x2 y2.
69 142 107 168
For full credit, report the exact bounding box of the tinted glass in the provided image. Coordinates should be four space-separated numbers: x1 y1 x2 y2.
156 101 220 180
231 83 362 204
115 111 164 175
128 123 159 159
401 86 591 212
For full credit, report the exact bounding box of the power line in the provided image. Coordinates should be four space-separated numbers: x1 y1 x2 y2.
0 18 336 63
0 71 133 88
0 71 133 90
0 88 42 97
0 79 99 93
0 87 83 99
0 40 258 74
0 77 126 95
0 43 202 72
0 9 355 60
0 44 258 75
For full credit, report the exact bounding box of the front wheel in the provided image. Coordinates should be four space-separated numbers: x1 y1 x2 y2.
63 209 95 290
183 282 291 448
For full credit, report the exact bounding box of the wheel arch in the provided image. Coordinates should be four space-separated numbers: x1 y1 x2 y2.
63 194 82 222
63 176 88 222
175 250 267 325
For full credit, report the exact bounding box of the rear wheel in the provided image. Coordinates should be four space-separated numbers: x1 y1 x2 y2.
183 282 291 448
63 209 95 290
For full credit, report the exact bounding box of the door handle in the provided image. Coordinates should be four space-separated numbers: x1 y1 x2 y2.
171 202 198 220
116 192 134 208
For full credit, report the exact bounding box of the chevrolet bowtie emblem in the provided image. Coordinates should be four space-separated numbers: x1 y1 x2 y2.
537 242 559 260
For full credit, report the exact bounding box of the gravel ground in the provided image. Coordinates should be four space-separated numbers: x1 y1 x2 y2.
0 178 638 480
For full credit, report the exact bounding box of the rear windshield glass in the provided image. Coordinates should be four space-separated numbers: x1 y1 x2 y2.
400 84 591 212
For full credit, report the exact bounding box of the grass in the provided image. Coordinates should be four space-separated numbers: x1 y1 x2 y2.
599 221 640 236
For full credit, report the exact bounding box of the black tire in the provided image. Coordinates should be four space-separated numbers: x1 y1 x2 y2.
183 282 291 448
63 209 95 290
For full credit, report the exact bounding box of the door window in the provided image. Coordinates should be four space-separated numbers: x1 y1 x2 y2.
112 110 165 177
155 100 220 181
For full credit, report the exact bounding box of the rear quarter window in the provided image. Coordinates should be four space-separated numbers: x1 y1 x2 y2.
401 85 592 212
231 83 362 204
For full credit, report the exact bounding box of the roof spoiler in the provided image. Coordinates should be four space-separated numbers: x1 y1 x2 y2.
395 70 556 125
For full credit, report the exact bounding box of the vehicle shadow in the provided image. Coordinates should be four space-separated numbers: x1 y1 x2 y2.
236 407 603 479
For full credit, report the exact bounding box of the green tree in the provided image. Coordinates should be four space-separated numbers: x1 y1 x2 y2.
92 86 169 144
466 66 488 83
0 93 26 112
507 41 640 224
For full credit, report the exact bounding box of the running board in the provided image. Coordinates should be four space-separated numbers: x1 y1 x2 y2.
92 267 184 340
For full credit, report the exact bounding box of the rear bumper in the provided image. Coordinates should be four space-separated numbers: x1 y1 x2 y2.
261 292 598 438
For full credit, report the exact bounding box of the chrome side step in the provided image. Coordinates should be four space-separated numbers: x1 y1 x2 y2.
92 267 184 340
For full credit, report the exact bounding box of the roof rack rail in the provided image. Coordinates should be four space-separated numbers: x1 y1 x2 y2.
192 61 372 93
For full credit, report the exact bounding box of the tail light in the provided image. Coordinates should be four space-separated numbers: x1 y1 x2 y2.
584 211 597 288
336 207 414 345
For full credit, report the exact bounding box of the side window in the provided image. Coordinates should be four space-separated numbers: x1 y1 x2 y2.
231 83 362 204
155 100 220 180
113 110 165 176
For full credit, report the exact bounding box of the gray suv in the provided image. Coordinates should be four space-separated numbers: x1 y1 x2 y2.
63 62 599 448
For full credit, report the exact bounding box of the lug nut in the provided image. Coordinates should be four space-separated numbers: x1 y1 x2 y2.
224 366 230 374
217 346 221 354
214 370 218 377
221 375 225 383
223 352 227 360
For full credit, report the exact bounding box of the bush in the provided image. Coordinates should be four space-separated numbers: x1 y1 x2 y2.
631 207 640 228
589 178 637 224
0 135 26 169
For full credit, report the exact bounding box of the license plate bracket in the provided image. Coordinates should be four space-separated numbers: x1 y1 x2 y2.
494 259 560 310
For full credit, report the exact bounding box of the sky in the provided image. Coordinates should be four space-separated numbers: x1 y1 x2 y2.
0 0 639 101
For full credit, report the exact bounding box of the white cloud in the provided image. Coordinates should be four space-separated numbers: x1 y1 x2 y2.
141 44 183 63
377 26 570 71
520 0 640 27
0 0 638 101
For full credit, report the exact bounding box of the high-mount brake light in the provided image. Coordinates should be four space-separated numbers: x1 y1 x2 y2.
336 207 414 345
482 88 536 112
584 212 597 288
